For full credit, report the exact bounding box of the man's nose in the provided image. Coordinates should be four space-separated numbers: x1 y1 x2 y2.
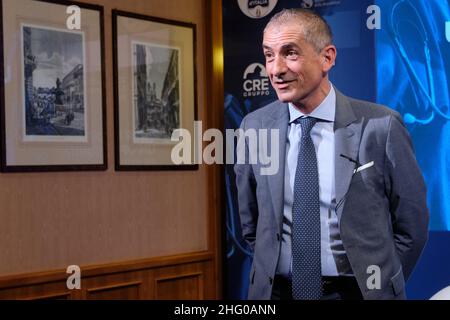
272 56 287 78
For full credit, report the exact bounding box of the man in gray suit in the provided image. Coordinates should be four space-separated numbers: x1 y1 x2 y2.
234 8 429 300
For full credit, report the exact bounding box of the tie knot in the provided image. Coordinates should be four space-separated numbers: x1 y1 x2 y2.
295 117 317 136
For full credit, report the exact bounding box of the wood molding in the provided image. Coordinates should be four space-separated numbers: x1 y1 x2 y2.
86 281 144 300
87 280 143 293
22 292 72 301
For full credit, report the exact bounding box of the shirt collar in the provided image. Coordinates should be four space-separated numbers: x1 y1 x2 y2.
288 84 336 124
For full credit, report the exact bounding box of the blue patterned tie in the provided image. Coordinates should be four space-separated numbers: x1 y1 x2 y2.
292 117 322 300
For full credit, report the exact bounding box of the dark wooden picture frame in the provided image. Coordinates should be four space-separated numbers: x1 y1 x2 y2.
112 10 198 171
0 0 107 172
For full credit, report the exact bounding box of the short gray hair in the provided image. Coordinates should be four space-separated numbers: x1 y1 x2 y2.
264 8 333 53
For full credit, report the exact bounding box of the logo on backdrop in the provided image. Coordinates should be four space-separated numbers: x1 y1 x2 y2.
300 0 314 8
300 0 341 8
237 0 278 19
242 63 270 98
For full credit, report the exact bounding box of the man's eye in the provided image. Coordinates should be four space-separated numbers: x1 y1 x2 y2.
264 52 274 60
287 50 298 57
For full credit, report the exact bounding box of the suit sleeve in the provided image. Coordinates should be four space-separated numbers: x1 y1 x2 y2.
234 116 258 253
384 112 429 280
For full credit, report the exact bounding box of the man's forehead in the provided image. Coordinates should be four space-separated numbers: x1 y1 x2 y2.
264 20 305 35
263 24 306 47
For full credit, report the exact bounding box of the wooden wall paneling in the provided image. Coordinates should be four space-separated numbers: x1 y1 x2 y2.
0 279 73 300
154 272 204 300
0 252 213 299
86 281 144 300
84 270 147 300
152 262 208 300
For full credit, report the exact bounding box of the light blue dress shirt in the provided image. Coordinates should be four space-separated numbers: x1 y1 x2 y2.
276 85 353 278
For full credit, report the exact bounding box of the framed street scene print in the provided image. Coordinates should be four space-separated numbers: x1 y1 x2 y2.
0 0 106 172
112 10 198 170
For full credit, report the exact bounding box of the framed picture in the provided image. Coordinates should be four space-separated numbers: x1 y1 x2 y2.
0 0 106 172
112 10 198 170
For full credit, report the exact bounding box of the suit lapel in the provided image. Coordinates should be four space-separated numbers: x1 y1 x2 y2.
334 89 363 221
264 102 289 230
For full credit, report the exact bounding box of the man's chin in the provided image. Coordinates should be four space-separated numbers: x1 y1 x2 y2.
275 91 306 104
275 93 296 103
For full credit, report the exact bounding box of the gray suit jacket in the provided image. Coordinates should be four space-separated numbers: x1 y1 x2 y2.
234 88 429 300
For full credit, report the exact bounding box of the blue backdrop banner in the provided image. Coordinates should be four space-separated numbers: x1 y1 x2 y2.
223 0 450 300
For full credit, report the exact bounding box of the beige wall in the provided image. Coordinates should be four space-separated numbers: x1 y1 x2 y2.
0 0 209 276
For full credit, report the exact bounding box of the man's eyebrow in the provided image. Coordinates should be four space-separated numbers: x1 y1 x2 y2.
280 43 300 50
262 43 301 51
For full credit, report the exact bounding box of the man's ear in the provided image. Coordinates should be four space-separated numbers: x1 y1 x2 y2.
321 45 337 72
